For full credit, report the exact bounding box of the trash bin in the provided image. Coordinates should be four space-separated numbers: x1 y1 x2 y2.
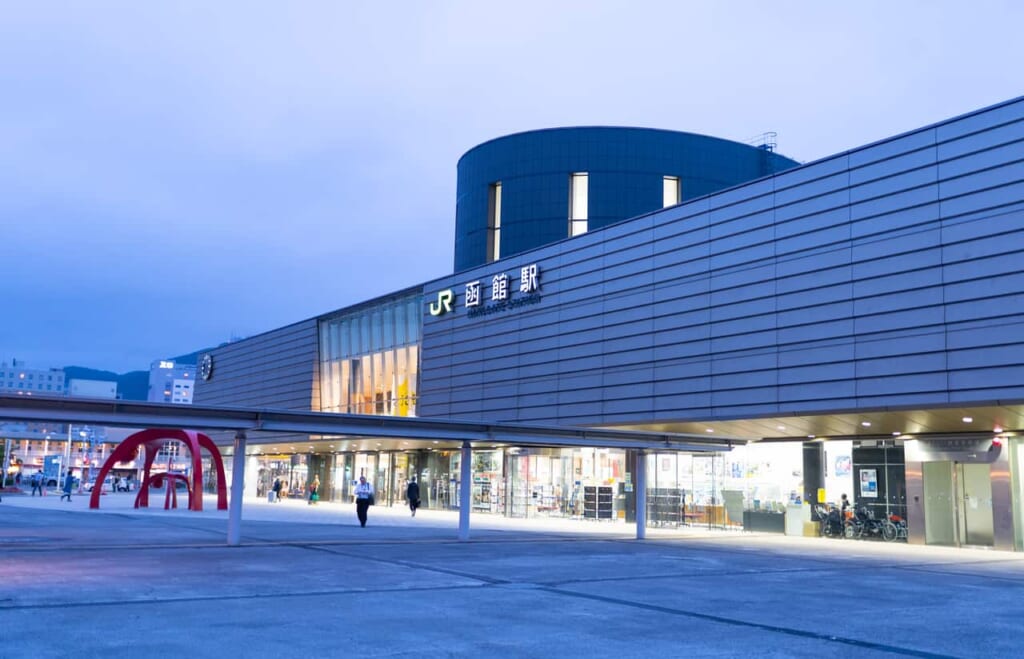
268 491 277 503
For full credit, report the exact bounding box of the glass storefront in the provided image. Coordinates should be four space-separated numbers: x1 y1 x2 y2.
235 441 915 538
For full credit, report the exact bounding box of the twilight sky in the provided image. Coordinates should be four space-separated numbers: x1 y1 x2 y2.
2 1 1022 373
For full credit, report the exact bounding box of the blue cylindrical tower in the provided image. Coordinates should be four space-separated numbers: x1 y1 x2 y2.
454 127 800 271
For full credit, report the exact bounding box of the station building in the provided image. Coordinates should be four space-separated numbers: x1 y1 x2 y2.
195 97 1024 551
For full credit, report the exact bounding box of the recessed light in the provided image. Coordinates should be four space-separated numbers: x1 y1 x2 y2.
705 428 714 433
777 425 786 431
962 416 973 423
861 422 871 427
807 434 815 439
892 431 900 436
994 426 1004 433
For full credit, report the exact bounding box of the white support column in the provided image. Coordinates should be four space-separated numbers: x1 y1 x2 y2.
458 441 472 541
635 449 647 540
227 431 247 546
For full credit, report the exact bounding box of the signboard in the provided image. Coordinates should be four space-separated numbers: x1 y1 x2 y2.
429 263 542 318
44 454 62 482
859 468 878 498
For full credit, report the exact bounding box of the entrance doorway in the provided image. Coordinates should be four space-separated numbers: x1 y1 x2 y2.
923 461 994 547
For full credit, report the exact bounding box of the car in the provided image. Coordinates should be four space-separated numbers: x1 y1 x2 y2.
84 478 111 493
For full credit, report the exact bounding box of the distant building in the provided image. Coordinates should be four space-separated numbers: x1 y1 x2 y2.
0 359 66 396
68 378 118 399
147 359 196 404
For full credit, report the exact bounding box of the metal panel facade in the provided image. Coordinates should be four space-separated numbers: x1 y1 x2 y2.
454 127 800 271
193 319 320 411
422 98 1024 425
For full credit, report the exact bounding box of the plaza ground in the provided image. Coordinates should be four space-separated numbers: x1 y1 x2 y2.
2 491 1023 658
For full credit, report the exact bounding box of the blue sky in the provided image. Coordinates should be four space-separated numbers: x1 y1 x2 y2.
2 1 1022 373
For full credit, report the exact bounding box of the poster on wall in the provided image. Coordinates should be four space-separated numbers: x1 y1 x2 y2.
860 468 878 498
835 456 851 477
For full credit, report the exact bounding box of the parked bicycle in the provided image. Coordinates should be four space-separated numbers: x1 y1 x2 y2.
882 514 908 542
845 505 885 540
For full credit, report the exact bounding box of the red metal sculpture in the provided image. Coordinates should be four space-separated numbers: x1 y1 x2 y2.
88 428 228 511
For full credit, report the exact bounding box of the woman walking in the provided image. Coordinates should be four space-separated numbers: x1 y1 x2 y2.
308 475 320 505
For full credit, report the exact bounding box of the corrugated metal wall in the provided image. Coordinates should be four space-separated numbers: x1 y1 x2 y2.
421 97 1024 425
193 319 319 411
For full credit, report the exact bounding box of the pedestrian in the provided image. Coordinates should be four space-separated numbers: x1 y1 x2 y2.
60 470 75 502
308 475 320 505
840 493 851 520
30 471 42 496
272 477 282 503
354 475 374 527
406 476 421 517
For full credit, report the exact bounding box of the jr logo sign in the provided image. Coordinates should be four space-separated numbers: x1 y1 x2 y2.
429 289 454 316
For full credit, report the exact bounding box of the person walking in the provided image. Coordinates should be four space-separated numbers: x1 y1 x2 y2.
30 471 42 496
308 475 320 505
406 476 421 517
354 475 374 527
272 477 282 503
60 470 75 502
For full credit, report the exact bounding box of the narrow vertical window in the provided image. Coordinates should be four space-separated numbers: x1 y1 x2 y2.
569 172 589 236
487 182 502 262
663 176 681 207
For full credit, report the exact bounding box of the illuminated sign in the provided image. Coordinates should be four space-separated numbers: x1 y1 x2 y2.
429 289 455 316
429 264 542 319
159 361 175 369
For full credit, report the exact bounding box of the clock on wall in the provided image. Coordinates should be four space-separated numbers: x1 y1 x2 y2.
200 353 214 381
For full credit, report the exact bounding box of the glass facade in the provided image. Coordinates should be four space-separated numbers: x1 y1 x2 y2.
319 295 421 416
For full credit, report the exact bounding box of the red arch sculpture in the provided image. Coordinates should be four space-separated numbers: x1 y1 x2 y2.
89 428 228 511
140 472 192 510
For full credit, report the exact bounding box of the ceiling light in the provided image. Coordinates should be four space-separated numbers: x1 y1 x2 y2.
777 425 786 431
994 426 1004 434
861 422 871 427
892 431 900 436
807 434 815 439
705 428 714 433
962 416 973 423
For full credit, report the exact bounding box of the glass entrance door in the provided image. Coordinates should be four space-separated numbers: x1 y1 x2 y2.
957 463 994 547
923 461 994 547
923 461 955 545
691 454 724 528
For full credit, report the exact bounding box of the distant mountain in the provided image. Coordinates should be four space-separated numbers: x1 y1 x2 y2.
167 348 207 365
63 366 149 401
61 344 224 403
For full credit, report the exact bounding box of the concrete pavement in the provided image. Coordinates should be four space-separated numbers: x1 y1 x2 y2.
3 491 1024 657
